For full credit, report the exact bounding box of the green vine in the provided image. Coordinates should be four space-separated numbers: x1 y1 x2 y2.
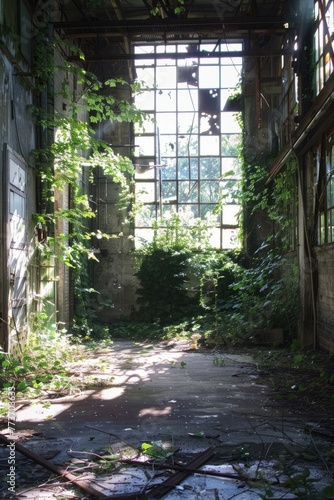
31 23 146 328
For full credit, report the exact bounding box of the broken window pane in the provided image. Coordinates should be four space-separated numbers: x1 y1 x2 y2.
199 89 220 134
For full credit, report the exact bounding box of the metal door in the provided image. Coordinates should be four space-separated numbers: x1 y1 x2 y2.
2 145 28 353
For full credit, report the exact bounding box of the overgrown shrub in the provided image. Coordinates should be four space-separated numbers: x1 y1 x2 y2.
203 246 299 346
135 247 197 322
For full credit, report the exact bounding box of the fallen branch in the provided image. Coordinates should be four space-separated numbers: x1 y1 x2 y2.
0 433 108 498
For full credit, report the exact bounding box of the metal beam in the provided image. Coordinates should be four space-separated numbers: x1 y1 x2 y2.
53 16 293 34
67 48 293 62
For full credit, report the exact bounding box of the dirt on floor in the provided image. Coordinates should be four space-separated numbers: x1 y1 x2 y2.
0 340 334 499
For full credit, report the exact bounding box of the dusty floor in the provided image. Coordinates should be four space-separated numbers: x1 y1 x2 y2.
1 339 334 499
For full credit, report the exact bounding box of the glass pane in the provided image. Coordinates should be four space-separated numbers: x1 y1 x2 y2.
162 205 177 217
135 228 155 247
178 113 198 134
156 66 176 88
178 158 198 179
161 160 176 180
200 136 220 156
160 135 176 156
10 191 25 217
200 181 220 202
157 45 176 54
220 112 241 133
199 65 220 86
200 158 220 179
220 42 243 54
209 228 221 248
221 157 240 176
135 67 155 86
135 136 155 156
157 113 176 133
161 181 177 202
223 204 240 225
222 229 239 248
136 182 156 203
135 90 155 110
179 180 198 202
200 204 217 219
156 89 176 111
221 134 241 155
327 209 334 243
177 89 198 111
221 65 241 87
178 135 198 155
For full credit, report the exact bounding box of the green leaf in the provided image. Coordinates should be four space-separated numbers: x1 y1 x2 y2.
188 432 205 438
322 484 334 495
17 381 27 391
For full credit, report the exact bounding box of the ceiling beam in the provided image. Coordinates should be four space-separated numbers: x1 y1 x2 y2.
53 15 294 35
67 48 293 62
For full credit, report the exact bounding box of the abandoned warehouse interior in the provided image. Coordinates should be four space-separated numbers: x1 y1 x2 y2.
2 1 334 498
0 0 334 356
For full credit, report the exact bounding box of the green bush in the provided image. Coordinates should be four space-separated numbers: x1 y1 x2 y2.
135 247 197 322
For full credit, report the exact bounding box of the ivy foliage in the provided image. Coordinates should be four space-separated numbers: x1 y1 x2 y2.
29 22 148 336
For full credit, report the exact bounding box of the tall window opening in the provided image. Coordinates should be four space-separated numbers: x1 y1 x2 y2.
133 42 242 250
314 0 334 95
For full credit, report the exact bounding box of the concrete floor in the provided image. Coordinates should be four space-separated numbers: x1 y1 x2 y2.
1 340 332 498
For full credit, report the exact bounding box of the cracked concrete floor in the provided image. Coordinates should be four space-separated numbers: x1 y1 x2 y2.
1 340 332 499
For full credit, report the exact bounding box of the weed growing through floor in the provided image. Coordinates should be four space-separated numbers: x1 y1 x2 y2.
0 319 116 415
255 348 334 405
141 442 173 461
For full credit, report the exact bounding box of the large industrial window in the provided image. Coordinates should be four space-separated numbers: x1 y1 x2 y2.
318 142 334 244
314 0 334 95
133 42 242 250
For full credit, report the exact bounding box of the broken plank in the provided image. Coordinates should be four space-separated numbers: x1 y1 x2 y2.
146 446 215 499
0 433 108 498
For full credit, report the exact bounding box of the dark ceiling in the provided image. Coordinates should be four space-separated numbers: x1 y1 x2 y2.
36 0 299 63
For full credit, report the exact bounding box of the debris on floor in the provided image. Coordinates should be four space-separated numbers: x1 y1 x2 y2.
1 340 334 498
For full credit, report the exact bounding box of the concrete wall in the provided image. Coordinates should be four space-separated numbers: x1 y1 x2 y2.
91 119 138 321
315 245 334 353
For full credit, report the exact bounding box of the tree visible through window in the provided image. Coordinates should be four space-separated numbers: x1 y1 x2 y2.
134 42 242 249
